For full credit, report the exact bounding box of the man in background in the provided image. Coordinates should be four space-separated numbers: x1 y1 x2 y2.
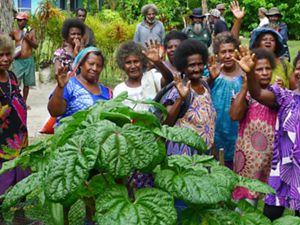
10 12 38 107
76 7 96 47
182 8 212 48
258 7 269 28
210 9 228 36
134 4 165 47
216 3 226 22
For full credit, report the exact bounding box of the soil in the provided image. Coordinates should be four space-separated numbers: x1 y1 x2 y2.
27 81 56 143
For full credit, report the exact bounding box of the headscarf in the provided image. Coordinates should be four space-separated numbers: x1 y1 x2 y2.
71 47 101 76
249 28 285 57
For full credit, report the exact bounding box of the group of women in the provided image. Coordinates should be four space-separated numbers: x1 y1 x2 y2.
0 14 299 223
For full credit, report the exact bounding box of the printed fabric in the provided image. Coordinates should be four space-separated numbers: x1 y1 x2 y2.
0 71 27 159
164 85 216 155
264 85 300 211
233 93 276 200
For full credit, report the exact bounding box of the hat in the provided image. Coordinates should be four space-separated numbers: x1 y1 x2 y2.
16 12 29 20
216 3 225 10
266 7 281 16
210 9 221 18
189 8 205 19
250 28 285 57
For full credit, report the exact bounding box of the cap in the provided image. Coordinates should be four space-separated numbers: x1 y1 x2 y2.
210 9 221 18
16 12 29 20
266 7 281 16
216 3 225 10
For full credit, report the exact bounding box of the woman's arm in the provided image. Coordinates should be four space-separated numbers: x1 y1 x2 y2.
230 76 248 121
230 1 245 40
47 63 69 117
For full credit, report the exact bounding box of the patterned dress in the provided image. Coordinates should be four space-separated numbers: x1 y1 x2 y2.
264 85 300 210
211 72 243 163
233 94 276 200
0 71 29 195
164 85 216 155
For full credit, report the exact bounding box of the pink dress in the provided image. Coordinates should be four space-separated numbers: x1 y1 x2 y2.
233 94 276 200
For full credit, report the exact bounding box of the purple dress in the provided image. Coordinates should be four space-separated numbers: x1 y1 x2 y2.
264 85 300 210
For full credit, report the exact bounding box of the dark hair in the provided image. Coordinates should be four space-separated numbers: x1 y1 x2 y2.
81 51 105 67
173 39 208 72
75 7 87 15
116 41 148 72
251 48 276 69
213 32 240 54
293 51 300 67
164 31 188 48
61 18 85 40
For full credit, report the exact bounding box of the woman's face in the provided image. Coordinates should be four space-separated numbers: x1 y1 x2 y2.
184 54 204 81
166 39 181 63
124 55 143 80
80 53 103 83
0 48 13 71
294 59 300 88
259 33 276 53
67 27 82 45
254 59 272 88
217 43 236 69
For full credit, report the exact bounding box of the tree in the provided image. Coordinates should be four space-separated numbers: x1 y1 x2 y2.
0 0 15 34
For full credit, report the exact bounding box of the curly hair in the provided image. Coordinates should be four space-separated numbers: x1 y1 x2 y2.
163 30 188 48
0 34 14 54
75 7 87 16
61 18 85 41
116 41 148 72
141 4 158 16
173 39 208 72
213 32 240 54
252 48 276 69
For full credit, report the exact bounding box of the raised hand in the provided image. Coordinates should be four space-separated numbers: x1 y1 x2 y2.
208 55 223 80
174 73 191 100
56 63 70 88
234 45 255 73
143 39 163 64
230 1 245 20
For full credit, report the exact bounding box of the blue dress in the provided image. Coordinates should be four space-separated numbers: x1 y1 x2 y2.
211 72 243 162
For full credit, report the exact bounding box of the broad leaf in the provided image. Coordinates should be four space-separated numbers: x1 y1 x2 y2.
98 122 164 177
168 155 213 172
155 156 238 204
237 176 275 194
153 125 207 152
272 215 300 225
95 185 176 225
2 172 43 209
45 129 101 202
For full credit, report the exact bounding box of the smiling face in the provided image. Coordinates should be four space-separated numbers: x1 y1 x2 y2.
166 39 181 64
254 59 272 88
124 55 143 80
80 53 103 83
184 54 204 81
0 48 13 72
76 10 86 23
258 33 276 54
67 27 82 45
218 43 236 69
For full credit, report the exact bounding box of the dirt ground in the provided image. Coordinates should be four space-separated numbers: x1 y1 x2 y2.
26 81 56 143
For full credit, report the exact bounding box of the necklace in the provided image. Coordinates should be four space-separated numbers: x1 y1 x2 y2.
0 71 12 99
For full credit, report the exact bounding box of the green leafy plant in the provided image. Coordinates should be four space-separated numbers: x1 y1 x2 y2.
0 92 292 224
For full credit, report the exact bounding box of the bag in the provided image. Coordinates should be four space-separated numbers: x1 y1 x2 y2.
150 78 210 124
14 44 22 58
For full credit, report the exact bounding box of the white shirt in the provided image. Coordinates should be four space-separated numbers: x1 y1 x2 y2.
258 17 269 28
113 69 162 111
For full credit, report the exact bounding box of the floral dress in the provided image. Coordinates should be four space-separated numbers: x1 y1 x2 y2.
0 71 29 195
233 93 276 200
264 85 300 211
164 85 216 155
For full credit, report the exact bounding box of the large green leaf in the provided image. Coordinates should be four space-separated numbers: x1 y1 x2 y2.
2 172 44 209
95 185 176 225
155 156 238 204
237 176 275 194
45 129 101 202
153 125 207 152
168 155 214 173
272 215 300 225
98 122 164 177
